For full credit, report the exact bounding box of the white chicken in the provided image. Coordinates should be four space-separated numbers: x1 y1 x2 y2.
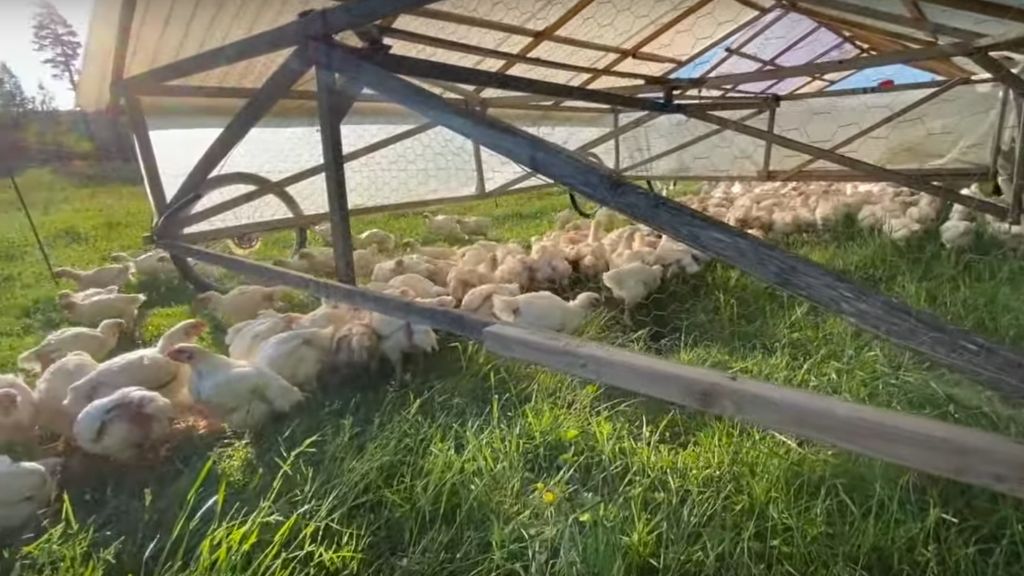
460 283 520 319
401 240 458 260
17 318 124 373
0 456 60 536
72 387 174 461
297 300 367 330
63 319 206 416
194 285 290 326
330 321 380 373
0 375 36 446
491 291 601 334
457 216 492 237
602 263 663 321
940 220 975 248
65 286 119 302
387 273 448 298
58 292 145 328
355 229 396 252
167 344 304 430
226 310 304 361
53 264 132 290
353 245 383 279
34 352 98 437
295 248 336 277
370 257 436 284
424 214 468 242
370 314 439 379
253 327 336 391
652 236 701 275
447 254 498 302
110 250 176 279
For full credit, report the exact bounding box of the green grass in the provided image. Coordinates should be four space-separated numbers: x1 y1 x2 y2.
4 169 1024 574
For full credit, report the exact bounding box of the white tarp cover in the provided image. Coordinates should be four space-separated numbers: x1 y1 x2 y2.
77 0 1024 230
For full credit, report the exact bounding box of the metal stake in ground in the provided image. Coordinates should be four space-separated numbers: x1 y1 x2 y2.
8 174 58 286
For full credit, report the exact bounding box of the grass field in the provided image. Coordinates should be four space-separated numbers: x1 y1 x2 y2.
4 168 1024 574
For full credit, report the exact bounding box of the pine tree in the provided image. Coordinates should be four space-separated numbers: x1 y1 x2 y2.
0 62 32 121
31 0 82 93
34 81 56 112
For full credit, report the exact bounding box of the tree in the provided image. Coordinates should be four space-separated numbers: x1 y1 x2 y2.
0 62 31 121
34 81 56 112
31 1 81 93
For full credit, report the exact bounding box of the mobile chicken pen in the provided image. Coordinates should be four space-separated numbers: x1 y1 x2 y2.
79 0 1024 497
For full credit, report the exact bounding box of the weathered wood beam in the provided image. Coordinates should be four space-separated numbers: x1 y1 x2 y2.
782 76 992 100
484 324 1024 499
789 0 983 40
316 68 360 284
123 95 167 216
411 7 684 65
921 0 1024 25
327 43 1024 397
779 79 965 179
321 48 776 114
902 0 938 41
668 31 1024 89
380 27 666 83
1012 98 1024 223
971 53 1024 96
108 0 137 104
118 0 442 91
687 107 1007 217
166 48 312 212
990 86 1010 182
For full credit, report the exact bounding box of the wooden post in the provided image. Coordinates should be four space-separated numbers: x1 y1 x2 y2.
612 109 621 171
761 104 776 179
1011 98 1024 224
321 44 1024 397
989 86 1009 184
316 67 358 284
123 95 168 216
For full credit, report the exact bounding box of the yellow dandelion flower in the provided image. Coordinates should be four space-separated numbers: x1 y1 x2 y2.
542 489 558 505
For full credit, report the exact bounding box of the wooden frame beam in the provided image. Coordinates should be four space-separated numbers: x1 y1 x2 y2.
920 0 1024 25
316 67 361 284
123 95 167 216
118 0 442 92
410 7 684 66
483 324 1024 499
788 0 984 40
325 42 1024 397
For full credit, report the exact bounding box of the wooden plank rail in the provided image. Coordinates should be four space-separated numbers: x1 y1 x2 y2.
483 324 1024 499
317 41 1024 398
155 242 1024 499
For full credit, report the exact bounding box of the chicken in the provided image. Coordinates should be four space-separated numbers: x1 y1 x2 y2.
226 310 304 361
457 216 492 237
63 319 206 416
417 295 457 309
460 283 520 319
883 217 922 242
371 257 436 284
58 292 145 328
353 245 383 279
554 209 577 231
447 256 498 302
168 344 304 430
0 375 36 446
400 240 458 260
193 285 290 326
370 314 439 379
602 263 663 321
34 352 97 437
72 387 174 461
355 229 396 252
424 213 468 242
53 264 131 290
528 243 572 288
253 327 336 391
17 319 124 374
295 248 336 277
494 255 536 291
0 456 60 536
65 286 119 302
491 291 602 333
110 250 175 279
385 273 447 299
330 321 380 372
296 300 367 330
653 236 700 275
940 220 975 248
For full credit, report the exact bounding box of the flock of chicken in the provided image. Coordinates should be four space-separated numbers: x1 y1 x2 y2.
3 179 1016 539
682 180 1024 248
0 209 709 539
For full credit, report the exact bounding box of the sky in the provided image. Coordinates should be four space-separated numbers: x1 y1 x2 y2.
0 0 94 109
